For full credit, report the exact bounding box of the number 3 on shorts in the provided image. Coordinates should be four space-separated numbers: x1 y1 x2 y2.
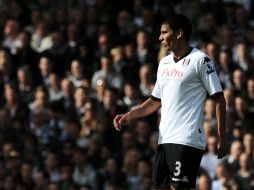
174 161 181 176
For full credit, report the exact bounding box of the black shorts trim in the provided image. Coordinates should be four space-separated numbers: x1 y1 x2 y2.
152 143 204 189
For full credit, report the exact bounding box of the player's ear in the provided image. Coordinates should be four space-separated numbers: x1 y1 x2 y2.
177 29 183 39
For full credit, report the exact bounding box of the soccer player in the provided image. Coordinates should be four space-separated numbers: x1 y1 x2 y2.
113 13 227 190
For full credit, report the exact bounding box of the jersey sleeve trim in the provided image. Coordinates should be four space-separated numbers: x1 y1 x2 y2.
210 91 224 100
150 95 161 102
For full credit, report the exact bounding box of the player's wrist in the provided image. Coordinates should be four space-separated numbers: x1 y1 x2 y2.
124 112 131 122
125 111 130 116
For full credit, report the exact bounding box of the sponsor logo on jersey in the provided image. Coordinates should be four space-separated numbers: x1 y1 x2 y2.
171 176 189 183
202 56 210 64
202 56 215 74
206 63 215 74
161 68 183 78
182 58 190 67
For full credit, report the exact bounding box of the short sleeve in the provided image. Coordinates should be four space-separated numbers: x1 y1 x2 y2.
151 62 162 99
151 80 161 99
198 56 222 95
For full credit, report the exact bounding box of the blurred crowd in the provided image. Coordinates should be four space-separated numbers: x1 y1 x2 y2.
0 0 254 189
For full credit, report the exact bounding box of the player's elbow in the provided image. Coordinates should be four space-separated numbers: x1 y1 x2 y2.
215 95 226 108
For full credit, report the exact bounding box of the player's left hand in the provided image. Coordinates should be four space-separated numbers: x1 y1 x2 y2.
217 136 227 159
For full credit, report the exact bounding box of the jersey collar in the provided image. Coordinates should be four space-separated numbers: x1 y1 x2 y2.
173 47 193 63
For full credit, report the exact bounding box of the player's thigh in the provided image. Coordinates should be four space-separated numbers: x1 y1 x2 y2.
164 143 204 189
152 144 171 189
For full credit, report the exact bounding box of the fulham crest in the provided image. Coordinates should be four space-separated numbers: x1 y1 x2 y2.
182 58 190 67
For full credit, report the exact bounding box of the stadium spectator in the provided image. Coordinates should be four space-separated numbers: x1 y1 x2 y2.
135 29 157 65
232 96 254 133
231 68 247 97
67 59 87 88
91 55 124 92
233 41 254 77
242 132 254 156
197 174 212 190
0 50 15 93
204 98 217 132
217 49 234 89
122 82 141 109
37 56 53 87
212 163 231 190
222 139 243 174
2 19 20 54
235 152 254 190
43 151 61 182
200 135 222 179
48 73 62 102
30 20 52 53
16 65 34 103
138 64 155 98
72 147 97 189
246 77 254 112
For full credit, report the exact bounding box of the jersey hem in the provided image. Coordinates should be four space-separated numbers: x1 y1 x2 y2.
158 142 206 150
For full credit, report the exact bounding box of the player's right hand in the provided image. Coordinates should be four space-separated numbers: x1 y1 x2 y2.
113 114 127 131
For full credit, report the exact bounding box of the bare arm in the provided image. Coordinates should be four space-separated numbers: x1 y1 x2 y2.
113 98 161 130
215 94 227 158
216 95 227 137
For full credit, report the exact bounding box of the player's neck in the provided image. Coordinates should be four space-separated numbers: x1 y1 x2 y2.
173 44 192 62
173 43 191 60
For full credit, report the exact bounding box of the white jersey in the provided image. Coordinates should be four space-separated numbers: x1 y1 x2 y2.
152 48 222 150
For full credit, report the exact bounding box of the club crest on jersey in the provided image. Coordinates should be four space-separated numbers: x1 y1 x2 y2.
182 58 190 67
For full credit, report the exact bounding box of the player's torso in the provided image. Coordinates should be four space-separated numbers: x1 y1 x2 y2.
157 49 207 149
157 51 201 100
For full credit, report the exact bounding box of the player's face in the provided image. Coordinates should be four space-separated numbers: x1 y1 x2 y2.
159 24 177 52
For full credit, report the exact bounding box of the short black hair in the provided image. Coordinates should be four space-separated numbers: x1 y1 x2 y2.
163 13 192 42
